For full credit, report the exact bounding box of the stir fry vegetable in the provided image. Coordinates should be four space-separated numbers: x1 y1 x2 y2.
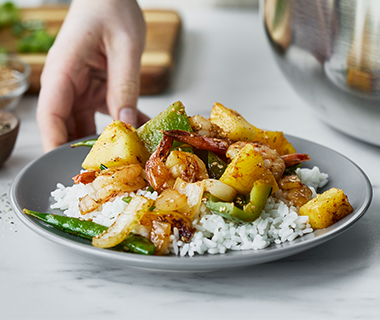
136 101 193 154
206 151 227 179
205 179 272 223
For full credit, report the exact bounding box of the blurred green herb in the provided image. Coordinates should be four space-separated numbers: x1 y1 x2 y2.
146 185 154 193
122 196 132 204
12 19 46 37
0 2 20 29
17 29 55 53
0 1 56 53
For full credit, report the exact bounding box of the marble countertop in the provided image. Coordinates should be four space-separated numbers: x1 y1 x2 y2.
1 7 379 320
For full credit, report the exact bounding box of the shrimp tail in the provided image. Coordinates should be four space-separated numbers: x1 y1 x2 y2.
161 130 229 155
73 171 97 184
145 135 175 192
281 153 311 167
154 134 174 159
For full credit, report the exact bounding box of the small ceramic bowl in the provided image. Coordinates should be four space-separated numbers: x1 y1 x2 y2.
0 54 30 111
0 110 20 167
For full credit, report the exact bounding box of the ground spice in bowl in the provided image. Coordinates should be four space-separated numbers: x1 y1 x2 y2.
0 55 30 110
0 65 17 86
0 109 19 166
0 121 11 135
0 65 19 109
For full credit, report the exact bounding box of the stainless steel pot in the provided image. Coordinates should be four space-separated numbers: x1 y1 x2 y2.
263 0 380 146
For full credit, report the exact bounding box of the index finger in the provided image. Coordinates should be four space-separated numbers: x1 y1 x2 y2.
37 63 75 153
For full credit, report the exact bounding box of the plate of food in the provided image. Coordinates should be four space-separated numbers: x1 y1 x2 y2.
10 101 372 271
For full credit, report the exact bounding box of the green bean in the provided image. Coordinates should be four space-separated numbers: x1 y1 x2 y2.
23 209 155 255
116 233 156 255
70 139 97 148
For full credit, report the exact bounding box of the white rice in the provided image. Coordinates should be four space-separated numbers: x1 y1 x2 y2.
296 166 329 190
50 166 328 256
51 184 158 227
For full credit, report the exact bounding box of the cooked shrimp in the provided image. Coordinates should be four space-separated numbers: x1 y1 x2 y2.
146 134 209 192
94 164 147 202
78 164 147 214
95 178 147 203
188 115 224 137
145 135 176 193
163 130 310 168
225 141 250 160
227 141 286 181
276 174 313 207
162 130 229 155
165 150 209 183
162 130 310 183
78 194 100 215
226 141 310 166
281 153 311 167
92 164 143 191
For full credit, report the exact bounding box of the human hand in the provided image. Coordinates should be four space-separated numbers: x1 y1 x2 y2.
37 0 149 152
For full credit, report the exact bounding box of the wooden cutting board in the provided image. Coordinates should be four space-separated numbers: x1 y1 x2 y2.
0 6 181 95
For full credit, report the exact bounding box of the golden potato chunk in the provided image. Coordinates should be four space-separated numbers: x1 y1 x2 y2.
210 102 256 141
251 126 296 156
220 143 278 195
82 121 150 171
209 102 295 155
299 188 354 229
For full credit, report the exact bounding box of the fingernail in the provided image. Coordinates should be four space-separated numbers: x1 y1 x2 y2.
119 107 138 128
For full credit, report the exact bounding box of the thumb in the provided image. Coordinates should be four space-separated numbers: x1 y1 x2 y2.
106 42 143 128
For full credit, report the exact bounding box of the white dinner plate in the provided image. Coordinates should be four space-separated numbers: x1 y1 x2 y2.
10 135 372 271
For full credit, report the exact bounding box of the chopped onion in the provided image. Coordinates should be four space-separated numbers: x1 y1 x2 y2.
203 179 237 202
154 188 187 211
